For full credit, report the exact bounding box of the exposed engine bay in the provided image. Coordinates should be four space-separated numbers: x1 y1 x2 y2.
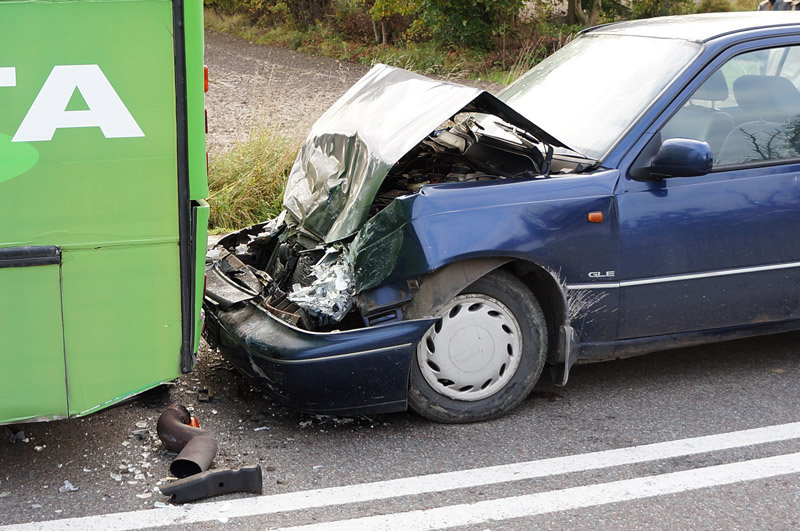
207 116 593 333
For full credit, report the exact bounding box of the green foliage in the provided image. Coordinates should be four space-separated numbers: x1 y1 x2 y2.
414 0 524 49
369 0 416 19
207 129 299 230
695 0 733 12
630 0 696 18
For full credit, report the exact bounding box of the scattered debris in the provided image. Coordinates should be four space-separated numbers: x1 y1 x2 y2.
110 473 122 482
198 388 214 402
58 480 78 493
136 492 152 499
4 428 25 444
253 426 270 432
153 501 170 508
0 492 10 498
135 421 148 429
34 445 44 452
299 421 312 429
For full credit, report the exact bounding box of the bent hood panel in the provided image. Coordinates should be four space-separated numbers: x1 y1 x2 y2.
283 65 569 244
283 65 483 244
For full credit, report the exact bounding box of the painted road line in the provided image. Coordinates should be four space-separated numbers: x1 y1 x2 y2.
8 421 800 530
282 451 800 530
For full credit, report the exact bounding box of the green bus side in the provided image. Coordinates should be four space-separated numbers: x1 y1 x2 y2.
0 0 208 423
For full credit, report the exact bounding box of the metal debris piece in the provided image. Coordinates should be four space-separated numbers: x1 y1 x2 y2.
159 467 262 504
135 421 147 429
136 492 152 499
254 211 286 239
131 429 149 440
4 428 25 444
58 480 78 493
287 248 355 322
197 388 213 403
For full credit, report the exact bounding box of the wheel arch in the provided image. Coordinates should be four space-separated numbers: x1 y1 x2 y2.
402 256 577 382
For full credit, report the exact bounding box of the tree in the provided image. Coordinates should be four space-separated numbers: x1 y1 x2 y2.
567 0 602 25
365 0 417 44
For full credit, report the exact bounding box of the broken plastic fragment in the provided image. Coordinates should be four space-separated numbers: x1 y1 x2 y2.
287 248 355 322
58 480 78 493
255 210 286 239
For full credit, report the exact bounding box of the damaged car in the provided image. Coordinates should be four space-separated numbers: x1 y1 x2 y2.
204 13 800 423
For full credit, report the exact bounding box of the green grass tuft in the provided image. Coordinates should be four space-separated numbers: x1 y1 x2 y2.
207 128 299 231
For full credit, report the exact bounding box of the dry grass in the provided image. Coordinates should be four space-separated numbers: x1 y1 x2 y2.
207 128 299 231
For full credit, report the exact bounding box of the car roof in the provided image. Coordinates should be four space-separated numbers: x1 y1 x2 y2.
587 12 800 43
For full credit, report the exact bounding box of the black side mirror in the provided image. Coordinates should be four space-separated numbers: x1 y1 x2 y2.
650 138 713 179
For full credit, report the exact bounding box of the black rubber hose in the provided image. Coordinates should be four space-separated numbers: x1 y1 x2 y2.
157 403 218 478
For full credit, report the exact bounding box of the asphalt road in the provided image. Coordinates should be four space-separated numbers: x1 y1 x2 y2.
2 329 799 529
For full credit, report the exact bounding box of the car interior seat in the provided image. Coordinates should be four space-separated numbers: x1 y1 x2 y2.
661 69 734 156
717 75 800 165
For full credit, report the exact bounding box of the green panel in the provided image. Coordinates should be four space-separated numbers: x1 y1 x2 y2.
184 0 209 201
0 265 67 422
193 200 210 352
0 0 178 248
62 244 182 416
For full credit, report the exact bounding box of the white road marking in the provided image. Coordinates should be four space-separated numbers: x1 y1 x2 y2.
8 421 800 530
282 451 800 531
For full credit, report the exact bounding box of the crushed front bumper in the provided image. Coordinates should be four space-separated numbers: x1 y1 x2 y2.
204 298 434 415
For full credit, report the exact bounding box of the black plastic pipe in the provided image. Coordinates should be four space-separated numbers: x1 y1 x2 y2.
157 403 218 478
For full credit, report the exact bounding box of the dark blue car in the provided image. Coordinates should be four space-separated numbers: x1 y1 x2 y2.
204 12 800 423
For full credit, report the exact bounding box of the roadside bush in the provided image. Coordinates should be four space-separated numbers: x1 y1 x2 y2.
630 0 696 18
413 0 524 49
695 0 733 12
207 129 298 230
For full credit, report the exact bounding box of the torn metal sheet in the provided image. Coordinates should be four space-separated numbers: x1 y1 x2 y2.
282 64 565 244
287 248 355 322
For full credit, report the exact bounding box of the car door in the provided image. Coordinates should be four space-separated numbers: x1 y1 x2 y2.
616 43 800 340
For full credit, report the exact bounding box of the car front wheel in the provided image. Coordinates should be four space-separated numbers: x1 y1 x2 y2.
408 270 548 423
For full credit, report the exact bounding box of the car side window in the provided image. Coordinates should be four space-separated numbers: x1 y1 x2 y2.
660 46 800 167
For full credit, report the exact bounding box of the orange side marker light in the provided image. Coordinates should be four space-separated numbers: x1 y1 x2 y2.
587 212 603 223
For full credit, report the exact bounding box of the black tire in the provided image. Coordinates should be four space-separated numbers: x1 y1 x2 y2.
408 269 548 423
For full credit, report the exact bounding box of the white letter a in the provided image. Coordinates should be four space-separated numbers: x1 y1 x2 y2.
13 65 144 142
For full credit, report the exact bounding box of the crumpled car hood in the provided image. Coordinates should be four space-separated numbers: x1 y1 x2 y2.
282 64 565 244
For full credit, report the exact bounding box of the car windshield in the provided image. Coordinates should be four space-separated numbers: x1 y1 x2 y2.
496 34 701 160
